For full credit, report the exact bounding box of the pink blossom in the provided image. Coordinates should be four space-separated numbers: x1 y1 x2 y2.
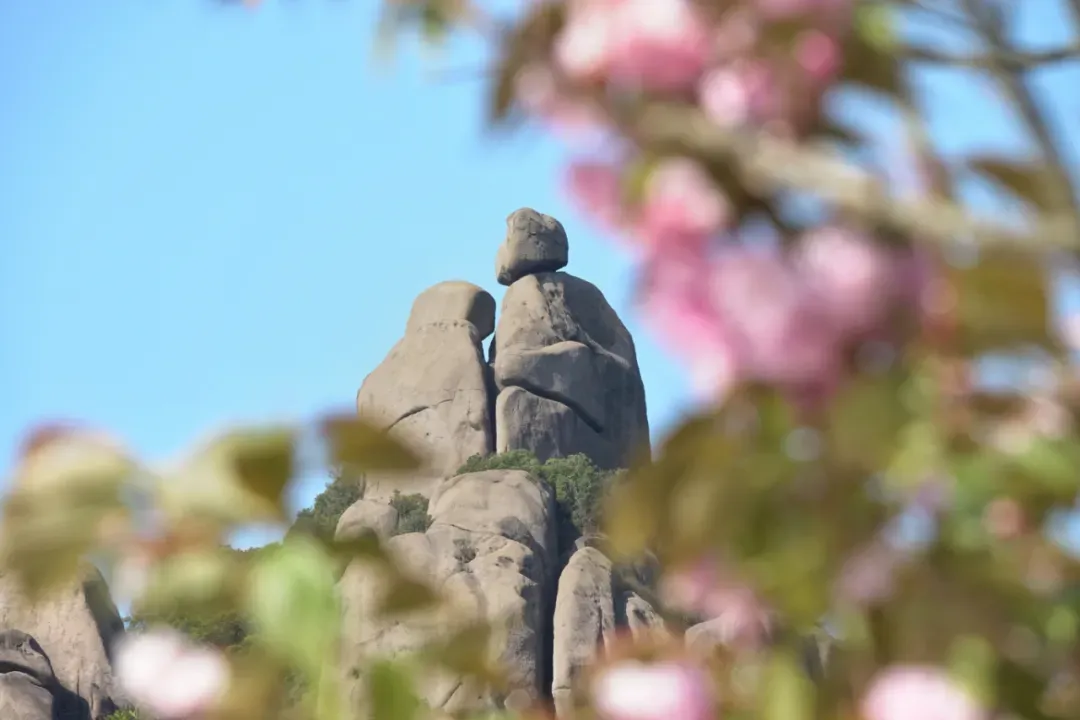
659 557 773 650
861 666 986 720
638 157 730 248
699 62 778 128
836 543 899 606
565 159 631 237
593 659 715 720
709 247 840 387
637 250 741 399
553 5 616 83
514 65 609 143
794 30 842 83
115 628 230 720
794 226 898 338
556 0 713 93
606 0 713 92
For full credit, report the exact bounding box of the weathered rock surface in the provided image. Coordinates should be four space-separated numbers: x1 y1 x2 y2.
340 469 557 715
335 499 399 542
495 209 569 287
493 272 650 469
356 281 496 501
551 547 666 718
0 631 59 720
0 568 126 719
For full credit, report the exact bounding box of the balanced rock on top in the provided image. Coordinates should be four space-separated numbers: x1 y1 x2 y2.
495 208 569 286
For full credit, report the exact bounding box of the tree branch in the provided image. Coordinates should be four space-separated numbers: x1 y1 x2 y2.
958 0 1080 232
899 42 1080 69
627 103 1077 251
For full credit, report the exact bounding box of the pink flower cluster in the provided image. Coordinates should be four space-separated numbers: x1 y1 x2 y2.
115 628 230 720
637 215 928 407
524 0 852 139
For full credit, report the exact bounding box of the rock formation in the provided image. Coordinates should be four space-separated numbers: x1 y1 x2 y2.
355 280 497 501
339 208 659 717
0 566 128 719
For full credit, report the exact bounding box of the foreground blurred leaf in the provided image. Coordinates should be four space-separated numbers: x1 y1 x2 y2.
950 246 1052 354
161 426 299 525
826 369 912 473
247 535 339 679
366 660 422 720
840 20 908 100
136 547 241 618
966 156 1056 212
487 0 564 126
320 415 421 472
377 572 441 617
1 430 132 598
762 651 815 720
421 621 508 691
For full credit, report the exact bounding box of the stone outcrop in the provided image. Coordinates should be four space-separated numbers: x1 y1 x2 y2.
0 567 127 719
356 280 497 501
335 499 399 542
0 630 60 720
339 207 661 717
340 469 557 714
492 272 650 469
550 548 666 718
495 208 569 287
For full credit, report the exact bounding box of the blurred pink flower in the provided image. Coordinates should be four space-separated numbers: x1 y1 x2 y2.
565 159 632 238
709 247 840 388
794 226 898 337
556 0 712 93
793 29 842 83
861 666 985 720
660 557 774 650
593 659 715 720
698 62 778 128
115 628 229 720
639 157 730 248
836 543 899 606
514 64 610 143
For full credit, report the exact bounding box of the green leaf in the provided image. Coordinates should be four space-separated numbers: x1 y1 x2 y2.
319 415 421 472
840 21 908 100
377 572 441 617
948 635 996 707
161 425 300 525
967 156 1056 212
950 246 1051 353
761 651 815 720
827 370 912 473
421 622 507 690
367 660 422 720
246 535 339 679
854 2 897 51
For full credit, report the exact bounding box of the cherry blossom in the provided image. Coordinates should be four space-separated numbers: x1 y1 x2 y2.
115 628 230 720
638 157 731 249
861 666 986 720
592 659 716 720
659 557 774 650
555 0 713 93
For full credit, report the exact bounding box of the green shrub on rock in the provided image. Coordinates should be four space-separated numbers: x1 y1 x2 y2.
389 491 432 535
455 451 622 552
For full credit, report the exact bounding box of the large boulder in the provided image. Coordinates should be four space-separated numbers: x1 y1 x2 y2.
495 208 569 287
0 631 59 720
551 547 666 718
356 281 497 501
492 272 650 469
0 567 127 719
335 499 399 542
340 469 557 715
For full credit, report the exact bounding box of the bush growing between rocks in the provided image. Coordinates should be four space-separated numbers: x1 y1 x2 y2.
289 465 365 541
456 450 622 551
389 490 432 534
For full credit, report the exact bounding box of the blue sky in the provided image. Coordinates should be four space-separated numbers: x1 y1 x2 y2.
2 0 1079 550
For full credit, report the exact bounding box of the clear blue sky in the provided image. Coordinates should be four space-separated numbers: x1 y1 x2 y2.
2 0 1079 550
